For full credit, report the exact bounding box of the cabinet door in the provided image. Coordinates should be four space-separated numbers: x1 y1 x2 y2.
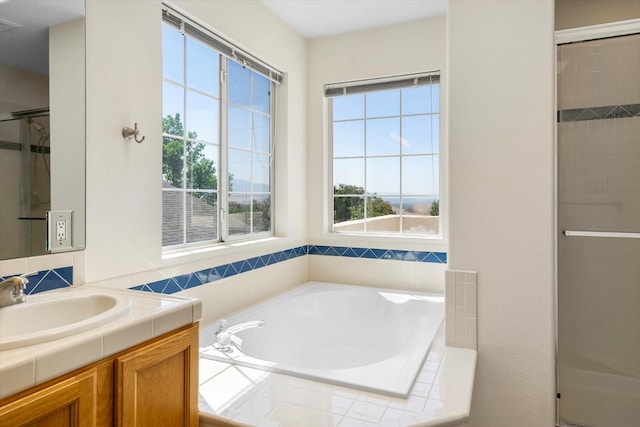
0 369 97 427
115 324 198 427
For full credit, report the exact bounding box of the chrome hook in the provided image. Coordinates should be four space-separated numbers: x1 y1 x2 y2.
122 123 145 143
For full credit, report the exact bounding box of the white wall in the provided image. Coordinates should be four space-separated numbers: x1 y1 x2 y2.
447 1 556 426
50 18 86 251
83 0 308 323
306 16 448 292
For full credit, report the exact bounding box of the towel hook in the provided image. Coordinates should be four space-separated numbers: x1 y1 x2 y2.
122 123 145 143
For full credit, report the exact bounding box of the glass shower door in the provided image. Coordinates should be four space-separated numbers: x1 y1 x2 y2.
557 33 640 427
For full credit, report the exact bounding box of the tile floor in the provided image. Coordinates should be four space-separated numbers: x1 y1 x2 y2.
198 328 474 427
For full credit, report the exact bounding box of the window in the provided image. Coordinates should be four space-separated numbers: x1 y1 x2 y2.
161 7 281 250
327 73 441 236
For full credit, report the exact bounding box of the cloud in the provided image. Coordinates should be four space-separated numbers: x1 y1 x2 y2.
390 131 410 148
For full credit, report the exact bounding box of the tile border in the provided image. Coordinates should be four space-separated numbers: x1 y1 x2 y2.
131 245 447 295
3 246 448 296
558 103 640 122
308 245 447 263
0 266 73 295
130 245 308 294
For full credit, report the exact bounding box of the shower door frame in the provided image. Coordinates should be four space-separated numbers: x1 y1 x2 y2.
554 17 640 427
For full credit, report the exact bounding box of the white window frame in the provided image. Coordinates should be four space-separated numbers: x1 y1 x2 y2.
326 72 444 240
161 4 281 254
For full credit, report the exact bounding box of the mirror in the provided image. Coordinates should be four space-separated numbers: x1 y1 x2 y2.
0 0 85 260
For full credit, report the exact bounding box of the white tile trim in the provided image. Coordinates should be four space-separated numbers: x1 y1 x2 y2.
444 270 477 350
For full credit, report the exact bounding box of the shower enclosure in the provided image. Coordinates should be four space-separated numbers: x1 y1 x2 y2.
556 30 640 426
0 109 51 259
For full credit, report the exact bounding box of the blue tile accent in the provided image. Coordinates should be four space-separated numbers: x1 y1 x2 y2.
310 246 447 265
403 251 417 261
163 280 182 294
127 244 446 295
230 261 244 275
147 279 171 293
185 273 203 289
1 266 73 295
361 249 377 259
246 257 259 269
342 247 359 258
173 273 192 289
558 103 640 122
371 248 388 259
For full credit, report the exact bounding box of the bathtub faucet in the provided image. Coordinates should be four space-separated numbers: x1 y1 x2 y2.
214 319 266 352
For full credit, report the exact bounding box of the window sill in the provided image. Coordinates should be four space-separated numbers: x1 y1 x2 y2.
161 236 305 266
315 232 447 253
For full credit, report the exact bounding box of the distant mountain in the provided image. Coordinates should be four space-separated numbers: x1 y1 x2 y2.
230 178 270 193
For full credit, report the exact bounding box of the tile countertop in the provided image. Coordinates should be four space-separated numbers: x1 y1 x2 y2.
0 286 202 400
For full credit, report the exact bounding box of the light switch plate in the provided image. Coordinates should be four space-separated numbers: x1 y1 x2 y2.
47 210 73 252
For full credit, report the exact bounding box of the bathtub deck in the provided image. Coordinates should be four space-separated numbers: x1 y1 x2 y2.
198 327 477 427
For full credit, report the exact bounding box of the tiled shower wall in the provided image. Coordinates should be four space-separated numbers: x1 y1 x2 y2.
557 33 640 111
557 34 640 374
557 32 640 427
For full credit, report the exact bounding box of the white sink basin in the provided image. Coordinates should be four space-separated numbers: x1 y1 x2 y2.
0 290 131 350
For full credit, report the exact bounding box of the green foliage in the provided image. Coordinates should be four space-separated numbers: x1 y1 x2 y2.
333 184 394 223
227 197 270 232
430 200 439 216
367 196 394 217
162 113 186 187
253 197 271 231
163 113 232 205
333 184 364 223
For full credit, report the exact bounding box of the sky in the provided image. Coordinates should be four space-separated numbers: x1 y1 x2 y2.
332 86 440 199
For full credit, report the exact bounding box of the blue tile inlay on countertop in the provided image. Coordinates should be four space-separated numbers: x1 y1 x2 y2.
129 245 447 295
0 266 73 295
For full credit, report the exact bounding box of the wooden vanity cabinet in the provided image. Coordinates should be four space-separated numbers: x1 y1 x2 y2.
115 324 199 426
0 368 101 427
0 323 198 427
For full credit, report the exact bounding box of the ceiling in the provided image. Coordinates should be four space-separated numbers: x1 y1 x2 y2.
0 0 446 76
261 0 446 39
0 0 84 76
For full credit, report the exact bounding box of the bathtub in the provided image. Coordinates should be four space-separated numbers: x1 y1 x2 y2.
199 282 444 397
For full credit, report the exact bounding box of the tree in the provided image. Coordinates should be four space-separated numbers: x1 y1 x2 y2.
162 114 189 187
333 184 394 223
162 113 231 205
430 200 439 216
367 196 394 217
333 184 364 223
252 197 271 231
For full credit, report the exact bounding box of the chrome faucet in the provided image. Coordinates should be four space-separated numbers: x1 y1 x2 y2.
0 273 35 308
214 319 266 352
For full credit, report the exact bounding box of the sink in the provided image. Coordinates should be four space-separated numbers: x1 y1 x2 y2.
0 290 131 350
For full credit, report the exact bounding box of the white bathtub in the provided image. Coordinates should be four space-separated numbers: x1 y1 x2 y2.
199 282 444 397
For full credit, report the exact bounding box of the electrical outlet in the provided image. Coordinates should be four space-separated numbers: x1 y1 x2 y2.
56 220 66 241
47 210 73 252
